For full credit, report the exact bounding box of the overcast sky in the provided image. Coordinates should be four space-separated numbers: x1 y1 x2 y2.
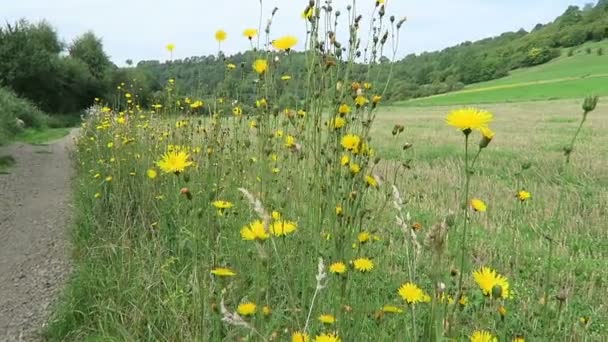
2 0 593 65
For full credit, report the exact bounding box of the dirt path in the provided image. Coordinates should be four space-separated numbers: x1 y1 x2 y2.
0 130 78 341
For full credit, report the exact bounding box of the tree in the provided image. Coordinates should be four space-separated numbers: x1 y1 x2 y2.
69 32 112 81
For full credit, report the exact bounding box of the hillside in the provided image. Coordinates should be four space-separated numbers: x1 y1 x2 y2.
400 40 608 106
126 1 608 106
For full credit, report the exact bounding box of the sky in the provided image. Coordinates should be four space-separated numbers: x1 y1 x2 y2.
2 0 594 65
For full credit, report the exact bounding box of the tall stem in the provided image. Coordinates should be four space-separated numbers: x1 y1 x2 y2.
456 134 471 295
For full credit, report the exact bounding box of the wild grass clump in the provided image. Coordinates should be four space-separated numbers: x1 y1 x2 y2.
0 86 48 145
48 1 605 341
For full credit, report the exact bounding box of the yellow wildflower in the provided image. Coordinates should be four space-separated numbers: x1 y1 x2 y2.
253 59 268 74
329 262 347 274
471 198 487 212
446 108 493 133
353 257 374 272
237 302 256 316
318 314 336 324
243 28 258 40
157 151 193 174
272 35 298 50
473 267 511 299
470 330 497 342
398 282 428 304
215 29 227 42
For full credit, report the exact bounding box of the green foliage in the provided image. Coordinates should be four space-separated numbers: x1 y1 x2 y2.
123 2 608 104
0 20 115 115
0 87 48 145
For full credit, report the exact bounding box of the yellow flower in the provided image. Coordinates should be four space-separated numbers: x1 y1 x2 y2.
285 135 297 148
459 296 469 306
262 306 272 316
365 175 379 188
314 333 341 342
513 335 525 342
157 151 193 174
341 134 361 153
212 200 234 210
473 267 511 299
381 305 403 313
340 154 350 166
166 43 175 53
517 190 531 202
227 63 236 70
335 205 343 216
358 231 371 243
105 176 112 182
232 106 243 117
253 59 268 74
470 330 497 342
355 95 369 107
332 116 346 130
237 302 256 316
281 75 292 81
256 98 267 108
211 267 236 277
338 103 351 115
471 198 487 212
481 127 495 139
329 262 347 274
349 163 361 174
318 314 336 324
376 0 385 6
398 282 428 304
353 257 374 272
215 29 227 42
372 95 382 104
270 220 297 236
94 192 102 199
241 220 269 241
243 28 258 39
292 331 310 342
446 108 493 133
272 35 298 50
271 211 281 220
146 169 157 179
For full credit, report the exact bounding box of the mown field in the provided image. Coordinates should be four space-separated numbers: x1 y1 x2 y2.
402 41 608 107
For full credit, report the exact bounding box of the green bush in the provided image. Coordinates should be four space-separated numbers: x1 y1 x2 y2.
0 87 48 144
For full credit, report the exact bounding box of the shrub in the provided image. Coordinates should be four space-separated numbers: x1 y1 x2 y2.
0 87 48 144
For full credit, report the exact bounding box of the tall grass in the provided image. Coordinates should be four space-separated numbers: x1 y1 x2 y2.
47 1 605 341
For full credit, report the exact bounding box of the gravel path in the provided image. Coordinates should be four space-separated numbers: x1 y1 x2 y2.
0 130 77 341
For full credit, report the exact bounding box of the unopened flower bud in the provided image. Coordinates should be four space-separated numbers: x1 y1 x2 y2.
491 285 503 299
582 95 598 114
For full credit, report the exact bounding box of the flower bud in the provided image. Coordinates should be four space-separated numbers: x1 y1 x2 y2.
491 285 503 299
582 95 598 114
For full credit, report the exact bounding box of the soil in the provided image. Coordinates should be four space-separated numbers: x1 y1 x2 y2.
0 130 77 341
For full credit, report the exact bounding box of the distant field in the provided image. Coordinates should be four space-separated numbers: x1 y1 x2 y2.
401 40 608 107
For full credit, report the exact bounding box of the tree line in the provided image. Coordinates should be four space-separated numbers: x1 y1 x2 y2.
1 1 607 117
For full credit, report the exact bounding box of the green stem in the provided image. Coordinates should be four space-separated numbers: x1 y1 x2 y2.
450 133 471 329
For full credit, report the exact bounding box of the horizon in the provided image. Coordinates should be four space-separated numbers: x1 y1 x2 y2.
2 0 594 66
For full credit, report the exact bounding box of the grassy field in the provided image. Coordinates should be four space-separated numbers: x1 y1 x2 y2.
401 41 608 106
